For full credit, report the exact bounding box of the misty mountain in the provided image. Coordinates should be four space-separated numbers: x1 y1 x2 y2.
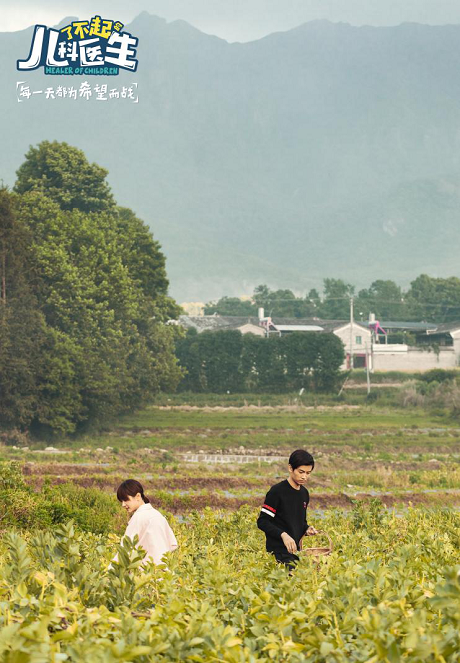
2 14 460 300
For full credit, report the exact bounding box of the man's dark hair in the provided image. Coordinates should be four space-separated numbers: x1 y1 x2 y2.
289 449 314 470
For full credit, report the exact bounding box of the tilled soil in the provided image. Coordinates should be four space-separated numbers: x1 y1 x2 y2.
25 474 267 490
21 473 460 513
21 454 452 476
155 491 460 513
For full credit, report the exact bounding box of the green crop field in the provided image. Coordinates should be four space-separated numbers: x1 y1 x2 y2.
0 507 459 661
1 399 460 661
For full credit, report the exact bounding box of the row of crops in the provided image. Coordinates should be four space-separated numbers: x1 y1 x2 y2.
0 502 460 661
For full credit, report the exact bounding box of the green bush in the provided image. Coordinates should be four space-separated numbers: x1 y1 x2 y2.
0 429 30 447
0 463 119 534
349 370 420 383
0 461 27 490
0 507 460 661
401 379 460 417
176 330 345 393
419 369 460 384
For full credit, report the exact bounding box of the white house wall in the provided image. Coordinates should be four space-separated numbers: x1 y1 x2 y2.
451 330 460 358
372 347 459 371
333 324 372 369
334 325 372 352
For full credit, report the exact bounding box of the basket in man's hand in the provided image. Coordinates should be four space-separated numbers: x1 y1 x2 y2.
299 530 333 557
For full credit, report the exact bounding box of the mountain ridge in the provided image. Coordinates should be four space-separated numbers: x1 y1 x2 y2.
3 13 460 300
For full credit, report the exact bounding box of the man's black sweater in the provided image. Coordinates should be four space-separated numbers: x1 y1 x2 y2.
257 479 309 553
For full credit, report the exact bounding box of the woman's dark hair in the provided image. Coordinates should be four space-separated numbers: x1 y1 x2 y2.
116 479 150 503
288 449 314 470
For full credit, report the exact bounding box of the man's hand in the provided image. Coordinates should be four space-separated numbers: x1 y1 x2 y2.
281 532 298 553
306 526 319 536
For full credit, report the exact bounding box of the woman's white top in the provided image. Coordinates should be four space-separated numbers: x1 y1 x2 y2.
123 502 178 565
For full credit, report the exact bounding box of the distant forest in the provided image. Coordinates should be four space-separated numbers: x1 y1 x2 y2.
204 277 460 323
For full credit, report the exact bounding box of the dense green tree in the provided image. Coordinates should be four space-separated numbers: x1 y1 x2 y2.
201 272 460 330
0 188 82 432
175 329 203 392
307 288 321 312
176 329 244 392
0 188 44 427
318 279 354 319
204 297 256 316
116 207 178 317
199 330 244 392
239 333 263 391
312 333 346 391
204 286 322 319
405 274 460 323
1 142 182 434
244 335 287 393
283 333 317 390
14 141 114 213
176 329 344 393
17 189 181 431
253 285 290 316
283 332 344 392
355 280 407 321
253 285 296 314
253 285 318 318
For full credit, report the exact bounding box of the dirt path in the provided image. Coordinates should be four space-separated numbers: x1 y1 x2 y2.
344 382 404 389
155 404 361 412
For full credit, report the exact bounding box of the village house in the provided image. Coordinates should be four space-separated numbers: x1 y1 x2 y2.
176 312 460 372
177 312 372 370
371 320 460 371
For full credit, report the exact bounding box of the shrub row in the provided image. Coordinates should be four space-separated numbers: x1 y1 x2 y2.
176 329 345 393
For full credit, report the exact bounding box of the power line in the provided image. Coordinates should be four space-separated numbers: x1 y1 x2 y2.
208 295 460 323
249 296 460 310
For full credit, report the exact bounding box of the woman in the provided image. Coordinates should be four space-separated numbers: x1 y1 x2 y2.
116 479 178 565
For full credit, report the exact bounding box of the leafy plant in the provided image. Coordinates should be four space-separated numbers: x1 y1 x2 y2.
0 507 460 661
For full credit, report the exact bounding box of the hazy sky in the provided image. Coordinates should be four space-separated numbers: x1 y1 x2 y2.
3 0 460 41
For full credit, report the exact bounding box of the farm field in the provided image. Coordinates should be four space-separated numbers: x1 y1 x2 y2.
1 398 460 661
2 400 460 515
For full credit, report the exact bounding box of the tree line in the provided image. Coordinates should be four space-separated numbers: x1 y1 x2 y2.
175 329 345 393
204 277 460 323
0 141 182 436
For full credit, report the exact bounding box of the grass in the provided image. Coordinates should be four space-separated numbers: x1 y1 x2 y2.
152 389 401 407
114 404 451 433
347 369 436 383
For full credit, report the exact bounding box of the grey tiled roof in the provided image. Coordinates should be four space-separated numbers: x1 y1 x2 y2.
377 321 460 334
178 315 262 332
178 315 369 333
378 321 438 332
426 321 460 334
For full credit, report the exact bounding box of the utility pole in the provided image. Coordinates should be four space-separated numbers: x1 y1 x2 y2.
349 296 354 370
366 343 371 395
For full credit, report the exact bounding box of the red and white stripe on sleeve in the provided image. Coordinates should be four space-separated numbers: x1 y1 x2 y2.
260 503 276 517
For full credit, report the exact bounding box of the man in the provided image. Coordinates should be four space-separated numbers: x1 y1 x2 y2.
257 449 317 569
